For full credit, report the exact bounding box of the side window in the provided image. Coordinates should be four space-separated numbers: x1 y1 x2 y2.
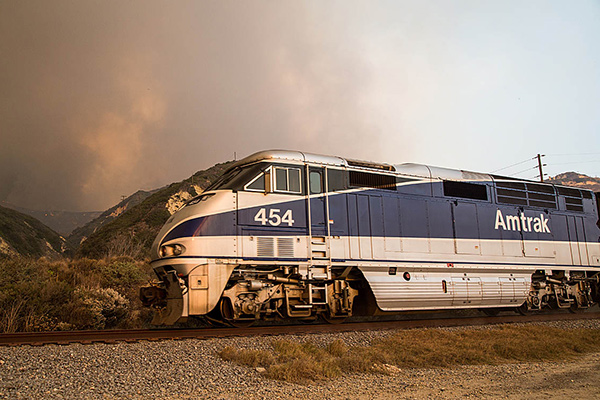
327 169 347 191
310 171 323 194
274 167 302 194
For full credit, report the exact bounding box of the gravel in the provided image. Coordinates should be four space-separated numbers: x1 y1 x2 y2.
1 319 600 400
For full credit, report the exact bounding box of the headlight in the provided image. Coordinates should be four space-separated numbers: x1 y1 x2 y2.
160 244 186 257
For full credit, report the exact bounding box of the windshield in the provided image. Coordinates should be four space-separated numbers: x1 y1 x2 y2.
204 162 269 192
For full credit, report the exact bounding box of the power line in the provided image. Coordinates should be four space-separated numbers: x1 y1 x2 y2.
507 166 537 176
546 152 600 157
491 157 536 173
547 160 600 166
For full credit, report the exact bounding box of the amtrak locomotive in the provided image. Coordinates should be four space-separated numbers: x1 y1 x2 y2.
140 150 600 325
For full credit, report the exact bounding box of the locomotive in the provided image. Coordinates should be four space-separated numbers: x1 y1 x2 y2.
140 150 600 325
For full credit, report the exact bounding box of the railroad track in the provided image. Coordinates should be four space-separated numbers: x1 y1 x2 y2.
2 312 599 347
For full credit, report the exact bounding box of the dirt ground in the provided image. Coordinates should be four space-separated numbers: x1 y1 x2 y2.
345 352 600 399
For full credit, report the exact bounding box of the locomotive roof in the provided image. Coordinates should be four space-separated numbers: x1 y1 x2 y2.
235 150 492 182
234 150 594 193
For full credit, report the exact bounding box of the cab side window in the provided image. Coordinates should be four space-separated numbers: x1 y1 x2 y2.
310 170 323 194
274 167 302 194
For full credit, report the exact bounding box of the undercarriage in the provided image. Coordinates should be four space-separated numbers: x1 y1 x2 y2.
141 264 600 326
520 270 600 313
214 265 359 325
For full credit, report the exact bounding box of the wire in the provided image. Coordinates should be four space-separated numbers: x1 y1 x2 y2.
507 166 537 177
547 160 600 166
547 152 600 157
491 157 536 173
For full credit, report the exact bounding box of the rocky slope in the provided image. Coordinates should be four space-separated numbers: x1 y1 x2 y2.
548 171 600 192
0 205 70 258
68 189 158 247
76 161 233 259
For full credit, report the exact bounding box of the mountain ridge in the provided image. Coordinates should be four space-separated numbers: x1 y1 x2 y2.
0 205 71 258
76 161 233 259
547 171 600 192
68 189 160 247
0 202 102 236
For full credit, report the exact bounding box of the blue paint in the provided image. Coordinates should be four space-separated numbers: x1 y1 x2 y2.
160 180 600 247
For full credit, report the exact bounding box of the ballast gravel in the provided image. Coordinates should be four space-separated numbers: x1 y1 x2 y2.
1 319 600 400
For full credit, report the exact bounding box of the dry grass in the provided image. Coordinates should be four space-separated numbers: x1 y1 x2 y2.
218 326 600 383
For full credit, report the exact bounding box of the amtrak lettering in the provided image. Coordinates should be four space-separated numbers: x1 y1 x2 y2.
494 210 551 233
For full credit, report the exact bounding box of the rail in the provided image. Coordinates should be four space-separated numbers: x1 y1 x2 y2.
2 311 599 347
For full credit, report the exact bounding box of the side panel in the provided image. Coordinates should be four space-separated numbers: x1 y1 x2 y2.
498 206 524 257
567 216 582 265
567 216 589 266
383 196 401 253
347 194 360 259
453 202 481 255
359 265 532 311
428 200 455 254
357 194 372 259
399 197 429 253
369 195 385 259
522 211 555 258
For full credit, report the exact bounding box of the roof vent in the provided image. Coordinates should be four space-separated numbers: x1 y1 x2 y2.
347 159 395 171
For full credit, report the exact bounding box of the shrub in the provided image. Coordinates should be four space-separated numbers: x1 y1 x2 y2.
69 287 129 329
0 256 154 332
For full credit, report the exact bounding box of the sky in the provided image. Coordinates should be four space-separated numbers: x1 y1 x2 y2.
1 1 599 212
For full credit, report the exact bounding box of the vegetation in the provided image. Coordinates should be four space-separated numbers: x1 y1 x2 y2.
76 161 233 259
68 189 155 247
219 326 600 384
0 161 235 333
0 256 154 333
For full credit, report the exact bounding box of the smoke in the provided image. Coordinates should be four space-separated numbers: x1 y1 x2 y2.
0 1 384 211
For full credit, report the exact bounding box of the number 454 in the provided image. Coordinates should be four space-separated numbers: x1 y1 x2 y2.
254 208 294 226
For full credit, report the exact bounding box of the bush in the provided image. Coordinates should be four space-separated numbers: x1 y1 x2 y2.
69 287 129 329
0 256 154 332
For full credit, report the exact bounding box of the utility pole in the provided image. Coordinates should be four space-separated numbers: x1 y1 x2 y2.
536 154 545 182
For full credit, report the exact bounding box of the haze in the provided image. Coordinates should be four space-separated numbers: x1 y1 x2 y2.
1 1 599 212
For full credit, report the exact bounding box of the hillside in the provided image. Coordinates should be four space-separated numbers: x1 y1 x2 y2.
68 189 158 247
0 205 70 258
76 161 233 259
548 172 600 192
0 202 102 236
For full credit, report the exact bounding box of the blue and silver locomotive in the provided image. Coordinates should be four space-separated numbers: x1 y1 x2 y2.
140 150 600 325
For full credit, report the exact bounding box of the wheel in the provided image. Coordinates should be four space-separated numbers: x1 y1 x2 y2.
516 302 530 315
219 298 256 328
320 313 347 325
227 319 256 328
481 308 500 317
568 303 585 314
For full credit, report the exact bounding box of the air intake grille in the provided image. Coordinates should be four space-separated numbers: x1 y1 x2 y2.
256 237 295 258
495 181 557 209
277 238 294 258
257 237 274 257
